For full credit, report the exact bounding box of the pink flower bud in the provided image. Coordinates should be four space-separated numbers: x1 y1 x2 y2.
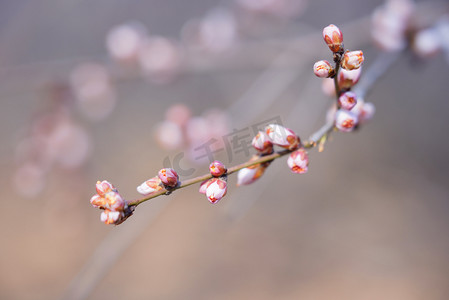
209 160 227 177
323 24 344 53
360 102 376 124
96 180 115 197
252 131 273 154
287 149 309 174
158 168 179 187
199 179 209 194
341 50 364 70
205 178 227 204
338 91 358 110
313 60 334 78
236 156 270 186
100 209 124 225
265 124 300 150
335 109 359 132
338 67 362 90
349 98 375 124
136 176 163 195
90 194 106 209
360 102 376 121
237 167 258 186
104 190 126 211
349 97 364 116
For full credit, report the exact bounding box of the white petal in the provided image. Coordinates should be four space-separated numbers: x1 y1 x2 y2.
237 168 257 186
100 212 108 222
136 182 156 195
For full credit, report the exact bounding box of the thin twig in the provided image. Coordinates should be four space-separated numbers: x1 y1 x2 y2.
129 148 292 207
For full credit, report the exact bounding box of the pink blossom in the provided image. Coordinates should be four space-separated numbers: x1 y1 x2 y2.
158 168 179 187
265 124 300 150
205 178 227 204
287 149 309 174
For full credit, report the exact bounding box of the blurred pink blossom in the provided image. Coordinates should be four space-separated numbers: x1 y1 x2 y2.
70 63 117 121
138 37 182 84
106 22 148 65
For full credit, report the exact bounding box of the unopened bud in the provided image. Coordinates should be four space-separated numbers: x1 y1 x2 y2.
96 180 115 197
360 102 376 124
252 131 273 154
209 160 227 177
338 91 358 110
323 24 344 53
236 156 270 186
350 98 375 124
341 50 364 70
335 109 358 132
338 67 362 90
205 178 227 204
158 168 179 187
287 149 309 174
136 176 163 195
313 60 334 78
265 124 300 150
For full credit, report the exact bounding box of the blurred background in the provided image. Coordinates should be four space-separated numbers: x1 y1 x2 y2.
1 0 449 299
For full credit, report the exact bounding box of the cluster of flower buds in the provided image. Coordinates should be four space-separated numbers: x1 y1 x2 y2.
237 123 304 185
326 97 376 132
90 180 131 225
315 24 364 90
314 24 373 133
199 161 228 203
